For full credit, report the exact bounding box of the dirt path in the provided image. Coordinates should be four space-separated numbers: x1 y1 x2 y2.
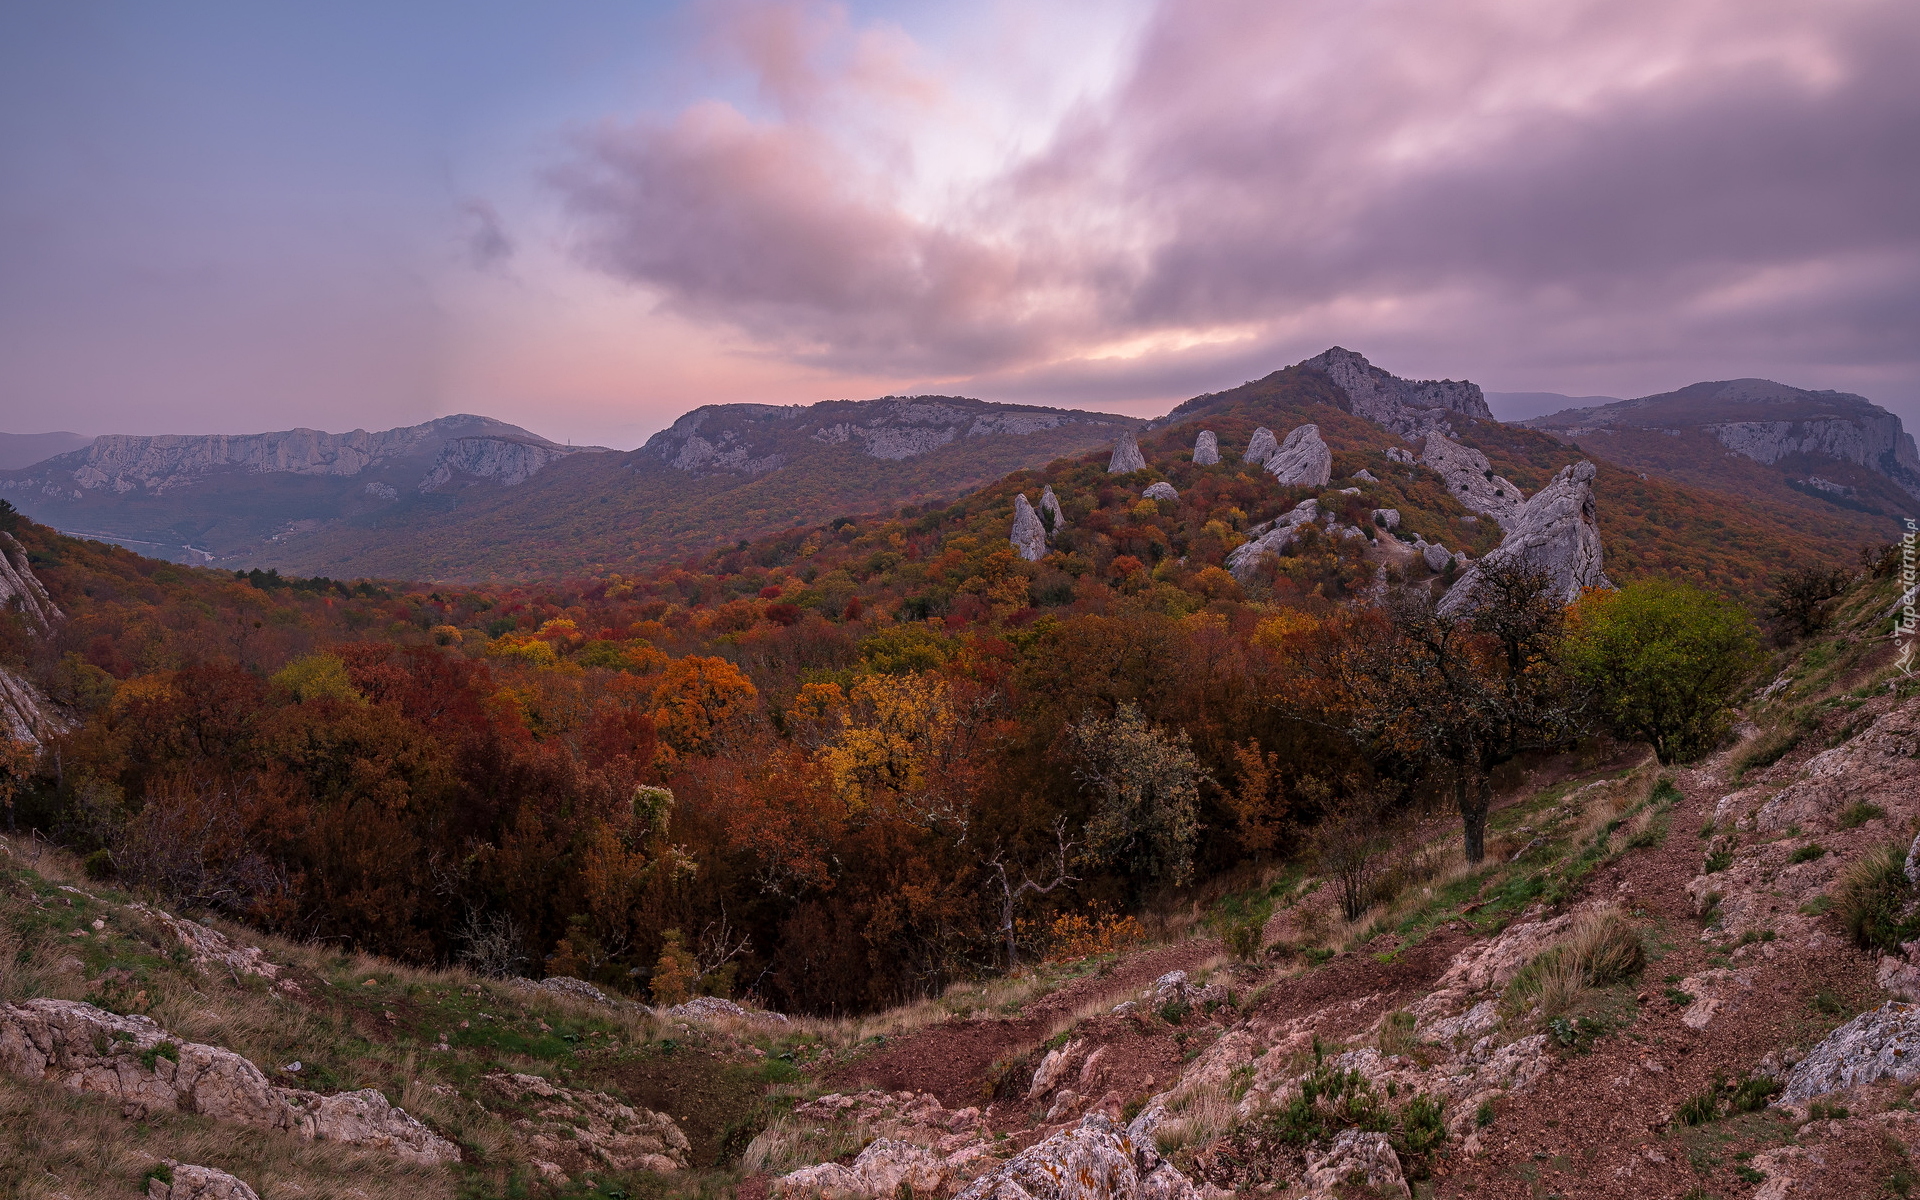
822 937 1225 1111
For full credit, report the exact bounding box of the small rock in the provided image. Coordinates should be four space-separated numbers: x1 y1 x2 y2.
1302 1129 1410 1199
147 1162 260 1200
1141 481 1178 502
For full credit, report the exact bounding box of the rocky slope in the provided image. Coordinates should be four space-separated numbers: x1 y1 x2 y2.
741 572 1917 1200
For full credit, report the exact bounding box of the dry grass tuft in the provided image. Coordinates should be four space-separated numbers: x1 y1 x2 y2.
1564 906 1645 986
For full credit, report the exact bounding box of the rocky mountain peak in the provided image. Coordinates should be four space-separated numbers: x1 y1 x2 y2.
1297 347 1493 439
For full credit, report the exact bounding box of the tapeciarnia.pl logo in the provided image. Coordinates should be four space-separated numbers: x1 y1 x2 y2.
1897 518 1917 677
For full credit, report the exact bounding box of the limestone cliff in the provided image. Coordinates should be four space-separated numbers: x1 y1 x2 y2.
640 397 1132 479
419 437 594 492
1297 347 1492 439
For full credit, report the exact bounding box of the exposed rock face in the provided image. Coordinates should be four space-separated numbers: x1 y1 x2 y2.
148 1162 260 1200
1385 447 1415 465
1297 347 1492 439
1303 1130 1410 1199
127 904 292 993
771 1091 999 1199
484 1072 690 1174
1040 485 1066 531
1779 1003 1920 1103
1192 432 1220 465
419 437 591 492
1011 495 1049 562
0 532 61 634
1225 500 1321 581
635 398 1132 479
0 999 459 1164
954 1113 1172 1200
0 665 68 751
1108 432 1148 474
9 415 548 497
1371 508 1400 530
1419 432 1525 530
1525 377 1920 500
1440 461 1610 614
1142 482 1178 501
1264 425 1332 487
1243 428 1278 466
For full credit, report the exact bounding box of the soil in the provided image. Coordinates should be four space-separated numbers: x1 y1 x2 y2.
601 1049 771 1168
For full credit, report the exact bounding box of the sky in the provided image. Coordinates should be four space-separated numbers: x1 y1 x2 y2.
2 0 1916 449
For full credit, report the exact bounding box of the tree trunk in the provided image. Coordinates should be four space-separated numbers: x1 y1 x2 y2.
1459 772 1490 864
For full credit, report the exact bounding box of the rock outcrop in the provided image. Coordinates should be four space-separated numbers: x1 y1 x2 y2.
419 437 589 492
1298 347 1492 439
1422 544 1455 572
1142 482 1178 502
954 1113 1178 1200
1419 433 1524 530
1109 433 1148 474
770 1091 999 1199
0 665 68 751
1192 432 1220 466
1779 1002 1920 1103
1226 500 1321 581
147 1162 260 1200
1302 1130 1410 1199
1385 447 1415 465
1011 495 1049 562
1371 508 1400 530
1243 428 1279 466
483 1072 691 1175
127 904 292 993
1263 425 1332 487
1040 485 1066 531
0 998 459 1164
1440 461 1610 614
0 532 61 633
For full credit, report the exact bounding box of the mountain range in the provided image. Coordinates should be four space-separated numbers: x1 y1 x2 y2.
1 354 1912 583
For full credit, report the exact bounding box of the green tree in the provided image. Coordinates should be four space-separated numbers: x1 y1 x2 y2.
1067 702 1209 888
1566 579 1760 764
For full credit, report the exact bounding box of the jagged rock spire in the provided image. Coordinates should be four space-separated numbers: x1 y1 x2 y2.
1440 461 1611 613
1264 425 1333 487
1039 484 1065 531
1192 431 1220 465
1243 427 1278 466
1010 494 1048 562
1107 432 1147 473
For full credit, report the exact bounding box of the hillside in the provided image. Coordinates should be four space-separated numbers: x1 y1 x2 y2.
1522 379 1920 541
0 415 604 566
257 396 1137 580
4 565 1915 1198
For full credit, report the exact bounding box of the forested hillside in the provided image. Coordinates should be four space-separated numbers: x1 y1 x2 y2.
0 361 1893 1017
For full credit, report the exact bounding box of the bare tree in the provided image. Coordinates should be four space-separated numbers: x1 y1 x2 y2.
983 816 1078 972
456 908 529 978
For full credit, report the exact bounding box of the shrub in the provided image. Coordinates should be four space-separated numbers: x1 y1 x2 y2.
82 849 115 880
1566 580 1762 764
1704 848 1734 874
1395 1093 1448 1169
1221 914 1264 962
1837 842 1920 954
1264 1051 1388 1145
1729 1074 1782 1114
1790 843 1827 865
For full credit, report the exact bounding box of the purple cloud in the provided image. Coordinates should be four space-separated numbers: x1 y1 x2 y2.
553 0 1920 409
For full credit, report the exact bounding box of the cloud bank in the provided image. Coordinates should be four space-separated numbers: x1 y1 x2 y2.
552 0 1920 408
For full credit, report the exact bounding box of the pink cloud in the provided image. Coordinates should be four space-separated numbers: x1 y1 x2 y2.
552 0 1920 407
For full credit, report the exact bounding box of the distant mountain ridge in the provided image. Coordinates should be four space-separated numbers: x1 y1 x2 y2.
1523 378 1920 513
0 415 609 564
0 432 93 472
